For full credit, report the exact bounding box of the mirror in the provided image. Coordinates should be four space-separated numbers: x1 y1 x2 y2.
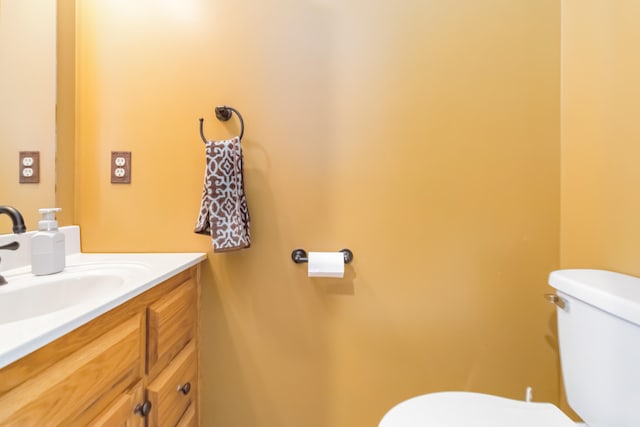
0 0 57 233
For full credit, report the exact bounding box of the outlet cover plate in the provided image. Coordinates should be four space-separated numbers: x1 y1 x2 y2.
19 151 40 183
111 151 131 184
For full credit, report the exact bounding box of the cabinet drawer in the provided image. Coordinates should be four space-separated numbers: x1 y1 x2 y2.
147 341 197 427
148 278 196 376
88 381 145 427
0 315 142 426
176 403 197 427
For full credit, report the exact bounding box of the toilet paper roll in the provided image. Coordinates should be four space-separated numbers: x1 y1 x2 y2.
308 251 345 278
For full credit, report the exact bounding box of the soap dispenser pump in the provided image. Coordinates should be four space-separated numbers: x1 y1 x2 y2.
31 208 65 276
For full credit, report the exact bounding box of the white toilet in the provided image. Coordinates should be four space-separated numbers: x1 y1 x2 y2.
380 269 640 427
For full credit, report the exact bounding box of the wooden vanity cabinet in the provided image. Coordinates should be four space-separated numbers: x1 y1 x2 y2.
0 266 200 427
147 341 197 427
147 279 198 427
88 381 145 427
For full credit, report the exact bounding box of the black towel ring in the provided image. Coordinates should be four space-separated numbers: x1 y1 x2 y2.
199 105 245 143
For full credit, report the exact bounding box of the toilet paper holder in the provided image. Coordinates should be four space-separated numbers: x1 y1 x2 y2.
291 248 354 264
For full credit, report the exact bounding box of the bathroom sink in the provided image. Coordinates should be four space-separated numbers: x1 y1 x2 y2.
0 249 206 369
0 263 150 324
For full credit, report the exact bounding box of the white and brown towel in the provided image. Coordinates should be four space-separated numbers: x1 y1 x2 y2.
195 136 251 252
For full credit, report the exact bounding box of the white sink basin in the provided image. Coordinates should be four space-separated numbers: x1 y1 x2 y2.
0 263 150 324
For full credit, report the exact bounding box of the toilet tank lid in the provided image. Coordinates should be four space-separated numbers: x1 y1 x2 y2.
549 269 640 326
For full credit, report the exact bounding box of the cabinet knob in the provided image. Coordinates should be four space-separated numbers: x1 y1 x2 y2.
177 382 191 395
134 400 152 417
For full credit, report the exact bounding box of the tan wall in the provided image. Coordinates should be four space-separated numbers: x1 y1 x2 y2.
0 0 56 232
56 0 76 228
561 1 640 275
75 1 560 426
560 2 640 419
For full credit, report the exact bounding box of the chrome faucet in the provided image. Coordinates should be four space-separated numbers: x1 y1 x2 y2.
0 206 27 285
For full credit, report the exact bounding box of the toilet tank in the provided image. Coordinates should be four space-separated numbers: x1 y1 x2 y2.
549 269 640 427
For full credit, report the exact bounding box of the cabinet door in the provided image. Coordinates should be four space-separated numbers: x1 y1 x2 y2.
147 341 197 427
88 381 145 427
147 279 196 377
0 316 142 426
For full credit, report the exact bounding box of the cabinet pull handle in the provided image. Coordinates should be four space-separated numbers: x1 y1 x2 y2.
134 400 152 417
177 382 191 395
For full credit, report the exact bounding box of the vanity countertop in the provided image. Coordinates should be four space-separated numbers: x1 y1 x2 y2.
0 251 206 369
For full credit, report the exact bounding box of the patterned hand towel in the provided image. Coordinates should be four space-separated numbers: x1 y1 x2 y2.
195 136 251 252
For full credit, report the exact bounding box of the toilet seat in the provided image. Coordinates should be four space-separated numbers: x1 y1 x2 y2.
379 392 577 427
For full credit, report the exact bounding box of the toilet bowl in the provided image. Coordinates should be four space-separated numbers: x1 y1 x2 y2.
379 392 577 427
380 269 640 427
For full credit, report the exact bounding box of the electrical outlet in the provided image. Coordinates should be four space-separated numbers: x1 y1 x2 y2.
111 151 131 184
19 151 40 183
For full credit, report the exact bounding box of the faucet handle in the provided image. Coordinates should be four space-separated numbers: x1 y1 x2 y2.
0 241 20 251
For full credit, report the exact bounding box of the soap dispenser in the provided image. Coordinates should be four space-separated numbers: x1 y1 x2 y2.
31 208 65 276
